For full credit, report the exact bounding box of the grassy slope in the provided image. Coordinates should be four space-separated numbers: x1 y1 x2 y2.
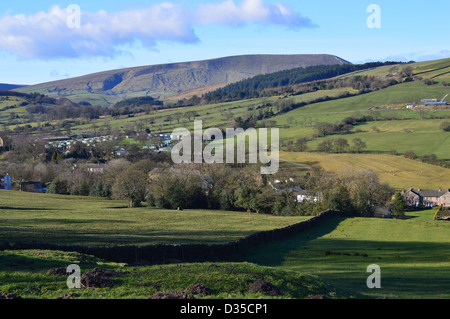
302 119 450 160
274 81 450 127
240 209 450 299
0 250 353 299
0 96 29 123
0 190 309 247
279 152 450 190
333 57 450 80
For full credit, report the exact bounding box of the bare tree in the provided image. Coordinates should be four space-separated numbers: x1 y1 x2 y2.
7 163 34 191
112 167 148 208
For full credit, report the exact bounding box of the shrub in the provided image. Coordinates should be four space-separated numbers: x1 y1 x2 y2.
71 182 90 196
404 150 417 160
89 180 111 198
46 179 69 195
440 121 450 132
424 79 438 86
317 140 333 153
391 193 407 214
323 185 354 215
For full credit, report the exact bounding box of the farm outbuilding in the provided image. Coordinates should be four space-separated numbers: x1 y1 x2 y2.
374 207 392 219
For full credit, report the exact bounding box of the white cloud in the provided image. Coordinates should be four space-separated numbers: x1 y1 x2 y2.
0 3 198 59
196 0 316 29
0 1 316 59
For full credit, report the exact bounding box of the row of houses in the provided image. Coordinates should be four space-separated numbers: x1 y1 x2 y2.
44 134 115 149
402 188 450 207
45 132 181 155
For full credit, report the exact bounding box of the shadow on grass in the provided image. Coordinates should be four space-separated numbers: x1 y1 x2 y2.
0 226 256 246
0 206 57 211
0 218 134 225
0 250 101 285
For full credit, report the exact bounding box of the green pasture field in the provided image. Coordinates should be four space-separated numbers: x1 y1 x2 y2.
0 97 29 123
0 190 310 247
301 119 450 161
333 58 450 80
241 209 450 299
273 81 450 125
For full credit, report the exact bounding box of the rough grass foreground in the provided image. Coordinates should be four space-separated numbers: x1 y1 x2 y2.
0 250 355 299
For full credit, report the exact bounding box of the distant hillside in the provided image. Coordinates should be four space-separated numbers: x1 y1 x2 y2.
16 54 349 105
0 83 26 90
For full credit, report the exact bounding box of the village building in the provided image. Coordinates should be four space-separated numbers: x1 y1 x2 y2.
374 206 392 219
269 179 319 203
293 189 319 203
402 188 450 207
84 164 108 174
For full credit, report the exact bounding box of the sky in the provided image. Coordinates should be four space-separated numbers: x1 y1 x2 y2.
0 0 449 85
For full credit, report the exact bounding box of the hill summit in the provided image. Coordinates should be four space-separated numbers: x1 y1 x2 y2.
17 54 349 103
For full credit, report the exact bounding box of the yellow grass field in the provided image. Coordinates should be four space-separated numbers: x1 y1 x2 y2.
279 151 450 190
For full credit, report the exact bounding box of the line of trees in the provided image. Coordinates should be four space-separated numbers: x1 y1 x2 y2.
129 163 394 217
402 150 449 168
316 138 367 154
201 62 402 103
0 138 394 216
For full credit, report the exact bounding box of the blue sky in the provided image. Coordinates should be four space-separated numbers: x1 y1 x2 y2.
1 0 449 85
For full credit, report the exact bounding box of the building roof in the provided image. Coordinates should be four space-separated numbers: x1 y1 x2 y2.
408 188 449 198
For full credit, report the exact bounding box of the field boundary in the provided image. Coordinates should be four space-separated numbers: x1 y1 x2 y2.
0 210 341 264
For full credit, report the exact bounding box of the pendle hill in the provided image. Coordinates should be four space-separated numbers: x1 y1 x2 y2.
15 54 349 106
